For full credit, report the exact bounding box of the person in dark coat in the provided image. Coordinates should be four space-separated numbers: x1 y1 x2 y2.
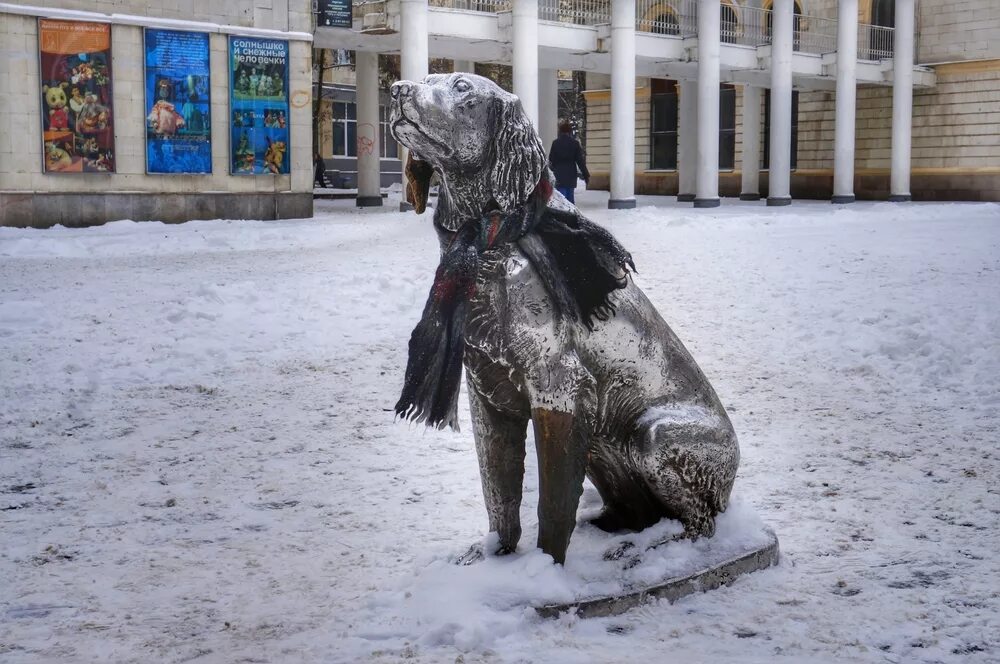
314 150 330 188
548 120 590 204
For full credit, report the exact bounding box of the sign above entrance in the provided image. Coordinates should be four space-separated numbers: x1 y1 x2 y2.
316 0 352 28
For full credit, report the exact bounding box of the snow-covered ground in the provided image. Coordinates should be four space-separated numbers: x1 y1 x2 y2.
1 191 999 663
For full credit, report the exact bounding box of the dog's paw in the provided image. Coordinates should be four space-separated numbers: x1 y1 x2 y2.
602 541 636 562
454 543 485 566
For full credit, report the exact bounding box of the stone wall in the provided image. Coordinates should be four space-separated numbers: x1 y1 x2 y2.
0 1 314 227
917 0 1000 65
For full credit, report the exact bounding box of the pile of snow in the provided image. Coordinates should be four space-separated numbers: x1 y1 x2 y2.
1 192 999 663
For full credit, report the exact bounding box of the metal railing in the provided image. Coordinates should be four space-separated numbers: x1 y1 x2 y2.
796 14 837 54
430 0 512 11
858 23 894 60
636 0 696 36
538 0 608 26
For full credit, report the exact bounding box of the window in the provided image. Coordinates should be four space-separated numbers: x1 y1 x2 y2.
721 5 738 44
379 105 399 159
649 79 678 170
332 101 399 159
762 89 799 170
719 84 736 170
765 1 803 51
870 0 895 55
331 101 357 157
649 80 734 171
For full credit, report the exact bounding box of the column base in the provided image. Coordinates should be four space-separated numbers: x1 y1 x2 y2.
739 193 761 201
831 194 855 204
608 198 637 209
356 195 383 208
677 193 696 202
888 194 912 202
767 196 792 207
399 201 415 212
693 198 720 208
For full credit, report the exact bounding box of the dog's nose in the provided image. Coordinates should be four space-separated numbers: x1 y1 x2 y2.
390 81 412 100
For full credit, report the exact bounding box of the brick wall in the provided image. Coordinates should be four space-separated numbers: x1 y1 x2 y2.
918 1 1000 65
796 66 1000 172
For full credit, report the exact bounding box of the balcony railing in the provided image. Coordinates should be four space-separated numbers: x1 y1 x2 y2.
859 23 894 60
539 0 607 25
636 0 696 36
430 0 512 11
344 0 895 61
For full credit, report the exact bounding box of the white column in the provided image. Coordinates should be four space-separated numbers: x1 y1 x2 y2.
399 0 429 211
539 69 559 153
609 0 636 209
677 80 698 201
890 0 915 201
740 85 762 201
453 59 475 73
767 0 794 206
356 51 382 207
512 0 539 128
832 0 858 203
695 0 720 207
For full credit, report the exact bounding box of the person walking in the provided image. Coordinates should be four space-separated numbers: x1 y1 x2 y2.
314 150 330 188
548 120 590 204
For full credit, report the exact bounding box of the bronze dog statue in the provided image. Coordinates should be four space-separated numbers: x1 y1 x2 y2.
390 73 739 565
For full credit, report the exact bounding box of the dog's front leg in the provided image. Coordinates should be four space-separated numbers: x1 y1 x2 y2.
468 384 529 555
529 354 594 565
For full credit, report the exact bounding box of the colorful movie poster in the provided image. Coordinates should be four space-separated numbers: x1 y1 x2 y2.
228 37 290 175
38 19 115 173
144 29 212 174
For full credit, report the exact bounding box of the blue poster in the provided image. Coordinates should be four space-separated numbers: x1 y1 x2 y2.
143 28 212 174
228 37 290 175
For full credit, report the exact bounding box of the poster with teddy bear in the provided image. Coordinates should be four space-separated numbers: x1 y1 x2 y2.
38 19 115 174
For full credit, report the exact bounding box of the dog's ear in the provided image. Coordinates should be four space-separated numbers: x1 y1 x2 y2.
405 152 435 214
490 95 547 211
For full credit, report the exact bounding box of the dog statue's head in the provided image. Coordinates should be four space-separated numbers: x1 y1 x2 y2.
389 73 547 226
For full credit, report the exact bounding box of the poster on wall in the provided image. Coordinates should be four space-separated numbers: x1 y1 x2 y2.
143 28 212 174
38 19 115 173
317 0 353 28
228 37 290 175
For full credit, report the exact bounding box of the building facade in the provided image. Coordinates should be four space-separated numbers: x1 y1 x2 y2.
583 0 1000 201
316 0 998 208
0 0 315 227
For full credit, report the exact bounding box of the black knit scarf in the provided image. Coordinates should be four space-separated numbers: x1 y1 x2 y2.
395 180 635 430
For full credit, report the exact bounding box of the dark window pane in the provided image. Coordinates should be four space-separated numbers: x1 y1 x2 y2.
334 102 346 120
652 95 678 132
719 84 736 169
720 84 736 130
873 0 894 27
651 134 678 170
346 102 357 120
346 121 357 157
762 89 799 170
385 129 398 159
333 121 346 156
719 131 735 170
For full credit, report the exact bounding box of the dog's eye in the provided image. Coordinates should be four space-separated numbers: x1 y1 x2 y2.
454 79 471 92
